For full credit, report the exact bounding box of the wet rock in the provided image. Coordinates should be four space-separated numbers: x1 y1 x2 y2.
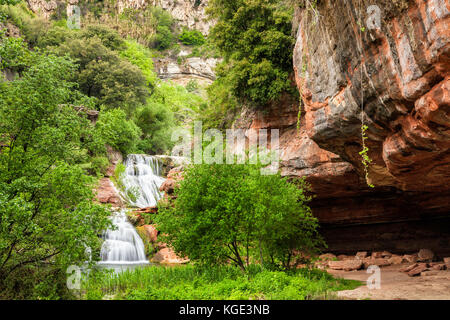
133 206 158 214
96 178 122 206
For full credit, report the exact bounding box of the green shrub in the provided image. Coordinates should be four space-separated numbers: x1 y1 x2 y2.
152 25 175 51
95 109 142 156
156 162 324 271
178 28 205 46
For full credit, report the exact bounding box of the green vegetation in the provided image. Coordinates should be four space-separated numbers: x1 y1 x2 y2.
156 162 324 271
82 265 361 300
178 28 205 46
0 48 111 299
0 0 364 301
207 0 295 106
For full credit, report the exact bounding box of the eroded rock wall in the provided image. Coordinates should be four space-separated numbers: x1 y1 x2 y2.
293 0 449 192
231 0 449 254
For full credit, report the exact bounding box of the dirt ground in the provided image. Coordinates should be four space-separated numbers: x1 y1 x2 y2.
328 264 450 300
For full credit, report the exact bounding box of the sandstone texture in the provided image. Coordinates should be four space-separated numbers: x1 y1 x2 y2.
231 0 450 255
96 178 123 206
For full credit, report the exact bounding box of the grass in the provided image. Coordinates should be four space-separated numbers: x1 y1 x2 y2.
81 264 362 300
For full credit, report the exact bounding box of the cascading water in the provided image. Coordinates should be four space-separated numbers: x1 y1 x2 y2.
122 154 166 208
99 209 148 264
100 155 166 266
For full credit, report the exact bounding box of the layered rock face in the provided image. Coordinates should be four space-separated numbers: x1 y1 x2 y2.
293 0 449 193
233 0 450 254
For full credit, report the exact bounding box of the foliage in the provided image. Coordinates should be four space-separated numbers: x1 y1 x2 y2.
0 52 112 299
95 108 142 156
156 163 324 271
178 28 205 46
359 124 374 188
207 0 295 106
52 35 148 114
152 25 175 51
82 264 361 300
120 39 158 88
134 102 176 155
0 34 31 72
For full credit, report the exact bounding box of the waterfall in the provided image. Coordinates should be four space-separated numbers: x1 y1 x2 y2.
122 154 166 208
99 209 148 264
100 155 166 265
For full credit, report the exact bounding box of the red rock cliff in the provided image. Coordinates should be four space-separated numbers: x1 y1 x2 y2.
233 0 450 255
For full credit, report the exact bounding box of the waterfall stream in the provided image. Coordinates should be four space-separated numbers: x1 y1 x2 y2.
122 154 166 208
99 209 148 264
100 154 166 265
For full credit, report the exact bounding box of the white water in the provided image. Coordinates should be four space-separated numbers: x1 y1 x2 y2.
100 155 166 265
99 209 148 264
122 154 166 208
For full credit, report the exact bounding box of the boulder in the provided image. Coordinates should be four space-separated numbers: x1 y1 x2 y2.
388 255 404 265
328 259 362 271
355 251 367 259
319 253 337 261
363 258 391 269
151 247 189 264
407 263 428 277
159 178 178 194
96 178 123 206
431 263 446 271
400 264 418 273
444 257 450 269
403 254 418 263
417 249 434 262
371 252 383 259
143 225 158 243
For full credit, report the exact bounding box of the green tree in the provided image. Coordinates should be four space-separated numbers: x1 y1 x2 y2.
0 52 111 298
134 102 175 154
95 108 142 156
207 0 295 106
156 163 323 271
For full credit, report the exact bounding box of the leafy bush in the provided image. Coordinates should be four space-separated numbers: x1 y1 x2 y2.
152 25 175 51
120 39 158 87
95 109 142 156
208 0 295 106
156 163 324 270
134 102 176 154
178 29 205 46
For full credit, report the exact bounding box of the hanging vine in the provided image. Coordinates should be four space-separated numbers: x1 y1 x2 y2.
356 0 374 188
